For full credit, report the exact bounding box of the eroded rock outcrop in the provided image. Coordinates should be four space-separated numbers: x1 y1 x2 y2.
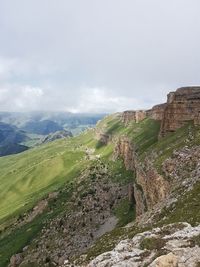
147 103 167 121
114 137 170 216
134 160 170 216
121 110 146 125
160 87 200 136
96 131 112 145
114 137 135 170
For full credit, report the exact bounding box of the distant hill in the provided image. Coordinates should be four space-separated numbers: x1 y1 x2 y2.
0 143 28 156
41 130 73 144
21 120 64 135
0 122 29 156
0 122 28 144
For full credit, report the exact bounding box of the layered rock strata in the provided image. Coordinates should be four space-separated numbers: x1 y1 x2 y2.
121 87 200 137
114 137 135 171
114 138 170 216
160 87 200 136
121 110 146 125
134 159 170 216
147 103 167 121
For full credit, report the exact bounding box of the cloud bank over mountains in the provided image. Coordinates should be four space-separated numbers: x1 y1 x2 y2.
0 0 200 112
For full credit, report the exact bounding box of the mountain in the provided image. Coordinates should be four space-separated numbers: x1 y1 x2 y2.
0 122 27 145
41 130 73 144
0 143 28 157
0 87 200 267
0 112 106 135
21 120 64 135
0 122 29 156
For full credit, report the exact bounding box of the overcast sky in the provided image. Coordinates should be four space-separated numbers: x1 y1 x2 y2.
0 0 200 113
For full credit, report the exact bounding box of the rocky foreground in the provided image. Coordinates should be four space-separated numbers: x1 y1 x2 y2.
87 223 200 267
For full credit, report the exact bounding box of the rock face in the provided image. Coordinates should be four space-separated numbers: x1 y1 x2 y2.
160 87 200 136
98 133 111 145
121 87 200 136
100 88 200 218
149 253 178 267
134 160 170 216
146 87 200 136
114 137 170 216
121 110 146 125
95 130 112 145
147 103 167 121
10 254 23 267
121 88 200 136
114 137 135 170
89 223 200 267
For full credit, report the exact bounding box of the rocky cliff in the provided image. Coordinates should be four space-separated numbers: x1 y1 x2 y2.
114 137 135 171
122 87 200 137
78 88 200 267
121 110 146 125
134 159 170 216
147 103 167 121
114 137 170 216
111 87 200 217
160 87 200 136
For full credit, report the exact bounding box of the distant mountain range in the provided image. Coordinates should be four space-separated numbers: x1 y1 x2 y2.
0 111 106 129
0 112 106 156
21 120 64 135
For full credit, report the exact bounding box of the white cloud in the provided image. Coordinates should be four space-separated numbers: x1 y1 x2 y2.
0 57 18 79
0 1 200 112
0 86 44 111
67 87 145 113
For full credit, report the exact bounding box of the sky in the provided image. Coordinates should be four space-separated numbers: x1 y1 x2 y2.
0 0 200 113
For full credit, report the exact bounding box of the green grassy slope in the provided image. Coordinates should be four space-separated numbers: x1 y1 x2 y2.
0 138 84 224
96 114 161 155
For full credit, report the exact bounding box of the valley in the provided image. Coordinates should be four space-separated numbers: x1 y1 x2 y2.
0 112 105 156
